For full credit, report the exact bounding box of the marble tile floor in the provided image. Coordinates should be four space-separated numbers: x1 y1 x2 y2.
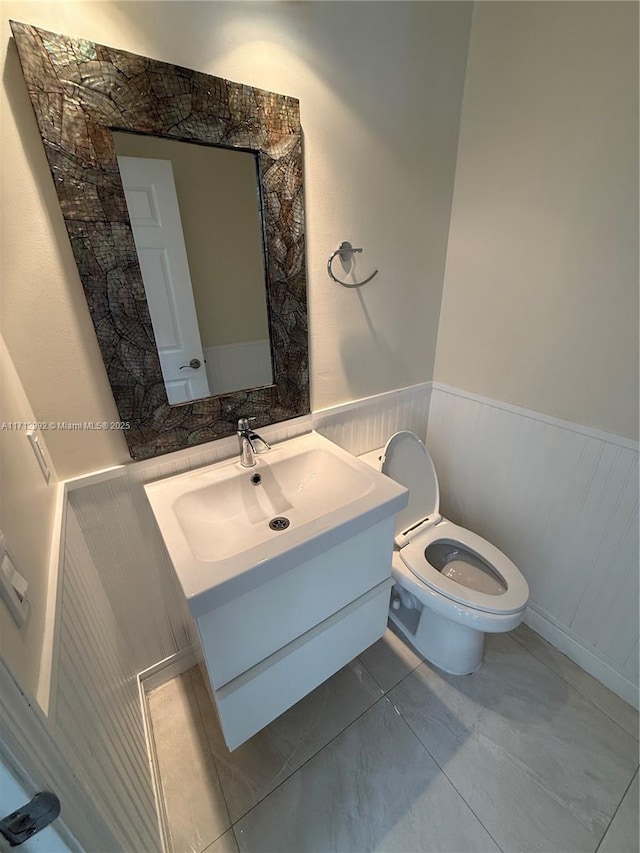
147 625 639 853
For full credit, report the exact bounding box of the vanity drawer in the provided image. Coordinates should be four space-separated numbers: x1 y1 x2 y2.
196 516 394 688
208 578 391 751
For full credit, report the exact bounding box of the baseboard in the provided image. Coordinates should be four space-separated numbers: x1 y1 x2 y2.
524 606 639 710
137 675 172 853
137 646 197 853
138 646 198 693
138 647 197 853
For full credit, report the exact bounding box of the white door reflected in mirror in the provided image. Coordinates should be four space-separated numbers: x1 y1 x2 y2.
115 133 274 405
118 155 211 404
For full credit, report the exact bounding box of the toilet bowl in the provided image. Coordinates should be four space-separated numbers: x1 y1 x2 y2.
360 431 529 675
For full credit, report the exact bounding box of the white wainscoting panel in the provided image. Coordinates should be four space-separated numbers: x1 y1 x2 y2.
51 505 162 851
68 478 196 676
427 384 639 707
313 383 431 458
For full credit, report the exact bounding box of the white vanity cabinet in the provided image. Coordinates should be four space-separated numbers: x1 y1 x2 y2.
196 518 395 750
144 431 408 751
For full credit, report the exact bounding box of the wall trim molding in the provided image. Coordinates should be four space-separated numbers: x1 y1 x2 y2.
524 605 639 710
137 675 173 853
137 646 200 851
138 646 199 694
313 381 432 420
35 482 67 716
431 382 639 452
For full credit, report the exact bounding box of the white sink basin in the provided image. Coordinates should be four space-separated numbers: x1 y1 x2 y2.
145 431 408 617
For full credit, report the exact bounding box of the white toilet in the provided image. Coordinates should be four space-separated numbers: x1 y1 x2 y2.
361 431 529 675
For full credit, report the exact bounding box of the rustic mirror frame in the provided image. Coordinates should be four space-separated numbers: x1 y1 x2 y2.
11 21 309 460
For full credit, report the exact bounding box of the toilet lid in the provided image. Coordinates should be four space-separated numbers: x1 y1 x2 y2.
381 431 440 538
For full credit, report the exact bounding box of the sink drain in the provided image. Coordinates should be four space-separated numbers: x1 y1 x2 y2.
269 516 290 531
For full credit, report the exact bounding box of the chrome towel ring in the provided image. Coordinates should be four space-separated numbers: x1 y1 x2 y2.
327 241 379 288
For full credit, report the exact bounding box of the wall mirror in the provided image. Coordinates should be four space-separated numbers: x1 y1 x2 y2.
11 21 309 460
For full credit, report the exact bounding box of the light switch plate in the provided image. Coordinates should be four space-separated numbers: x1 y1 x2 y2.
26 430 50 484
0 538 30 629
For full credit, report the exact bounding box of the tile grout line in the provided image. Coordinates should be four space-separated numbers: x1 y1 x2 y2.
392 710 506 851
221 643 500 847
227 691 390 833
201 830 233 853
358 653 424 697
184 658 390 840
387 650 639 853
223 637 435 842
509 631 639 742
381 654 509 848
386 691 507 853
593 767 639 853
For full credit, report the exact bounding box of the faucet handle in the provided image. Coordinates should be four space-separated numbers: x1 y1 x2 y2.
237 417 256 432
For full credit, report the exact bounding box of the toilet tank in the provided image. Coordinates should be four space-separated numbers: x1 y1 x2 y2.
358 448 385 470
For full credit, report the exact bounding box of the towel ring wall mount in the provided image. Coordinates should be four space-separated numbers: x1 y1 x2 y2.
327 241 379 288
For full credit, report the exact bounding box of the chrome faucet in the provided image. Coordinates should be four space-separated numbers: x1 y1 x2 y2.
237 418 271 467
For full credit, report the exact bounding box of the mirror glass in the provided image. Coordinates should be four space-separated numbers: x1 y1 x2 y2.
113 132 273 404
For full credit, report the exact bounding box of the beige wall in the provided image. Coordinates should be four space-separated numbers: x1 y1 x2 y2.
434 1 639 440
0 335 58 699
113 132 269 348
2 1 472 479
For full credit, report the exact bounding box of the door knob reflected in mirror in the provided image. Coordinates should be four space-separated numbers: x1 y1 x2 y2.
179 359 201 370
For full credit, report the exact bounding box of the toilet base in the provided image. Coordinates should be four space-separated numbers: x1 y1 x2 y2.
390 602 485 676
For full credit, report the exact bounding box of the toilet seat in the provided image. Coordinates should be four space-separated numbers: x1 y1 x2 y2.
400 519 529 615
382 431 528 617
391 550 526 634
